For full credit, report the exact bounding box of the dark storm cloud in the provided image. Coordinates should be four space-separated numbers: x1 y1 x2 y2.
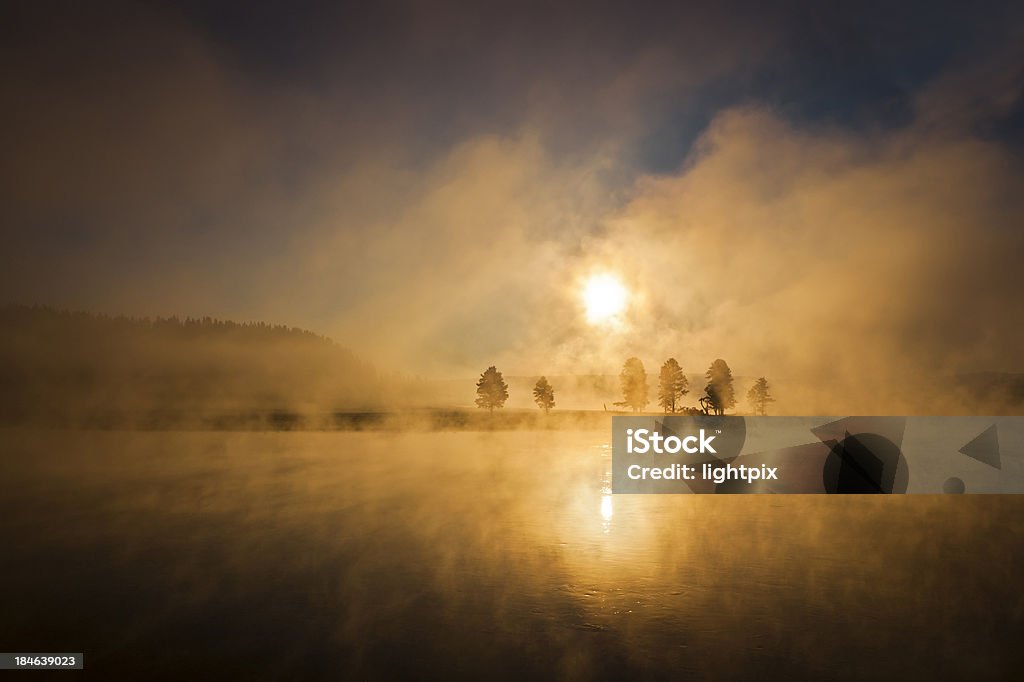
1 0 1023 400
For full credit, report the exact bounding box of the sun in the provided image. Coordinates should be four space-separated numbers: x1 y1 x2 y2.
581 273 629 325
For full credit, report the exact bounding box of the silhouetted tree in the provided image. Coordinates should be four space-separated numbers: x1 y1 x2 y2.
703 358 736 416
533 376 555 414
657 358 689 414
747 376 775 416
475 365 509 413
615 357 648 413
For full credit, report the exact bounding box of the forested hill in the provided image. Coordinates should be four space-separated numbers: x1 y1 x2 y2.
0 306 383 425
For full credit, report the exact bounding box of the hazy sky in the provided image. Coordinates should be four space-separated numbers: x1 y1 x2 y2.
2 1 1023 383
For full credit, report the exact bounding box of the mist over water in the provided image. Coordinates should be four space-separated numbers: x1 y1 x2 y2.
2 428 1021 679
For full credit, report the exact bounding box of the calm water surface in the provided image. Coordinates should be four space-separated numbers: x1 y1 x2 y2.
1 429 1022 679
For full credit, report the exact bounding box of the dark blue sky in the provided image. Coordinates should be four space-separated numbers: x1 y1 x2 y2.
149 0 1020 170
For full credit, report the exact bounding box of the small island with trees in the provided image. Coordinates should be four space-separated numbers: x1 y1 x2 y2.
473 355 774 418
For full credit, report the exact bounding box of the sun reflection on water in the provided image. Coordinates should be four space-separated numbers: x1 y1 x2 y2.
600 461 614 533
601 494 613 526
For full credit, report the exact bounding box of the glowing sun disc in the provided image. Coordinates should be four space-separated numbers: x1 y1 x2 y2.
582 273 628 324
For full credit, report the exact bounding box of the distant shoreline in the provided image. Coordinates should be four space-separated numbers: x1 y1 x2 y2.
5 402 1024 433
1 408 631 432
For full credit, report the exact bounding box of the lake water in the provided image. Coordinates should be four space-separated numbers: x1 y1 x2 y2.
1 429 1022 679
